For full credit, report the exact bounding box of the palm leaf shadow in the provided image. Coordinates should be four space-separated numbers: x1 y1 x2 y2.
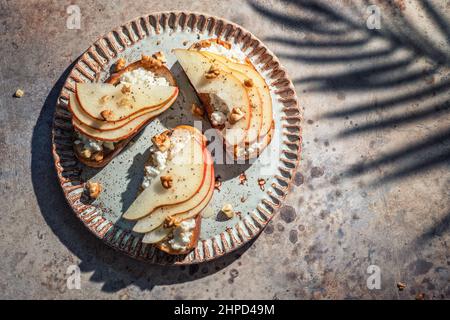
249 0 450 186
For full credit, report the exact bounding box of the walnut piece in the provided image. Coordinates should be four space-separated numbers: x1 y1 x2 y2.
100 109 114 121
244 79 254 87
160 175 173 189
229 107 246 124
191 103 204 117
164 215 181 229
14 89 24 98
115 58 126 72
221 204 234 219
152 132 171 152
86 181 102 199
205 64 220 79
141 54 163 69
239 172 247 185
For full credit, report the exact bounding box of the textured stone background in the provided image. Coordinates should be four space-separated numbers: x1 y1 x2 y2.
0 0 449 299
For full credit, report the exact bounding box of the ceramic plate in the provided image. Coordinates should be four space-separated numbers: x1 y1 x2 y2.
52 11 302 264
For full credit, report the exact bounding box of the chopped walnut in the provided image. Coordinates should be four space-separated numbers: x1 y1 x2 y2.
117 97 133 108
121 84 131 94
258 178 266 191
152 51 166 63
93 151 104 162
244 79 254 87
164 215 181 229
99 95 110 104
152 132 171 152
239 172 247 185
14 89 24 98
415 293 426 300
160 175 173 189
141 54 162 68
191 103 204 117
100 109 114 121
221 204 234 219
205 64 220 79
229 107 245 124
86 181 102 199
115 58 126 72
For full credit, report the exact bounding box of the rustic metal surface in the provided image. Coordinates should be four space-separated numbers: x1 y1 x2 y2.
0 0 449 299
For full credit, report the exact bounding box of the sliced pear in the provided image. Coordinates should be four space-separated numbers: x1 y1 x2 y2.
76 82 177 122
72 93 178 141
199 52 263 144
202 51 273 138
173 49 251 146
133 156 214 233
122 128 207 220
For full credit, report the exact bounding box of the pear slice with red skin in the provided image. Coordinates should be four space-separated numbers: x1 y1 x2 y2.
122 127 208 221
133 152 214 233
76 82 177 122
72 91 178 142
173 49 252 146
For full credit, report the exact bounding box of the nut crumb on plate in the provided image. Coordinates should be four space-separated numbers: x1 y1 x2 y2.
100 109 114 121
86 181 102 199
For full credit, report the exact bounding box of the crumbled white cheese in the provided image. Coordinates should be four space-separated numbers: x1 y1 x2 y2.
200 42 247 63
168 218 196 250
120 68 170 89
210 111 227 126
237 141 264 157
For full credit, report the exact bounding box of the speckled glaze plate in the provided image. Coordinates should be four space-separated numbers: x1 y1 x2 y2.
52 11 301 264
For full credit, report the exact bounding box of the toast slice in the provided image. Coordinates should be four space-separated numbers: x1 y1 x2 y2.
72 54 178 168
